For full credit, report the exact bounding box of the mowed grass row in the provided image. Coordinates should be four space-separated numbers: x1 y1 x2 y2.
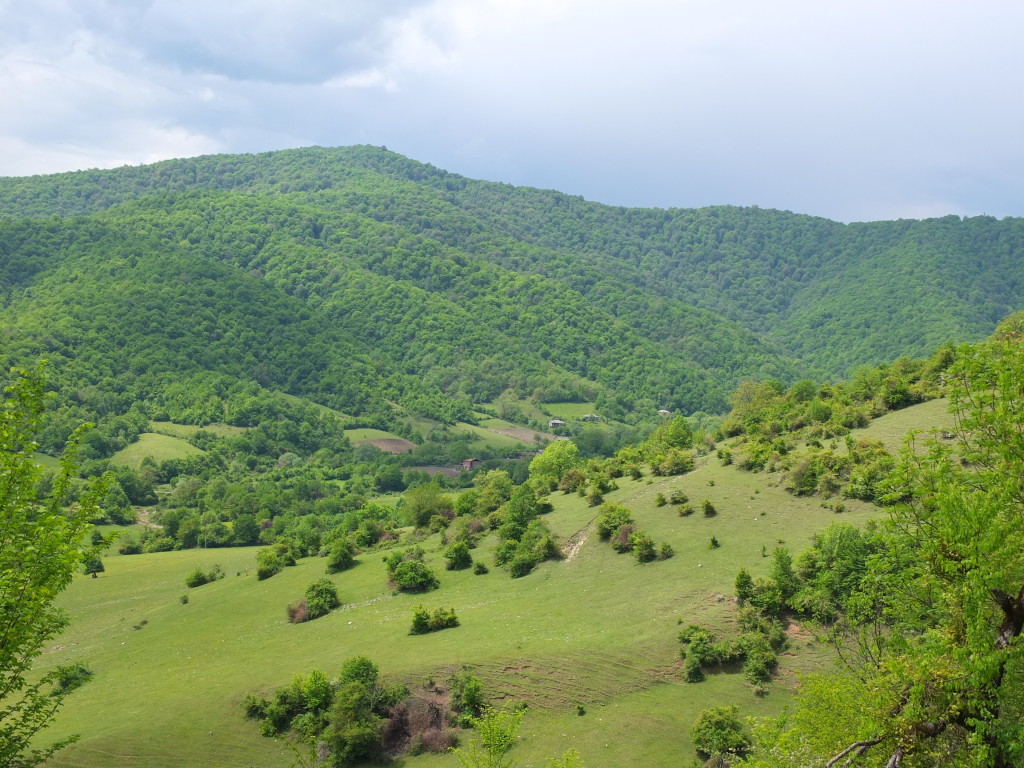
42 447 880 768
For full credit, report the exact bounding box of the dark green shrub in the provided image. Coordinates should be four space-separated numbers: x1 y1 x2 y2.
669 489 689 505
392 561 439 592
472 561 489 575
654 492 667 507
271 541 297 566
657 542 674 560
242 692 269 719
428 607 458 631
690 705 749 756
630 532 657 563
410 605 431 635
444 540 473 571
708 535 720 550
118 537 142 555
735 568 753 603
509 555 536 578
678 504 695 517
185 567 209 588
740 633 778 684
683 655 705 682
327 540 356 573
52 663 93 693
596 504 633 540
305 578 341 619
702 499 717 517
83 555 105 578
658 449 695 476
410 605 459 634
748 578 784 616
493 540 517 566
256 549 284 580
428 514 450 532
448 670 485 717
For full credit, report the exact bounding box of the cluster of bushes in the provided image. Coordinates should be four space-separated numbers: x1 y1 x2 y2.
326 539 356 573
244 657 412 765
596 504 673 564
288 579 341 624
690 705 749 758
678 616 785 689
52 663 94 694
492 485 559 578
738 523 886 623
256 542 298 580
409 605 459 635
184 563 225 588
244 658 487 764
719 354 951 505
384 547 440 592
443 540 473 571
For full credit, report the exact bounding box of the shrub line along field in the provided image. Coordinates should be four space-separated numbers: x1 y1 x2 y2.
37 402 898 768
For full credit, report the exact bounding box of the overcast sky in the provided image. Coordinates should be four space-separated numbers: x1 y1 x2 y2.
2 0 1021 222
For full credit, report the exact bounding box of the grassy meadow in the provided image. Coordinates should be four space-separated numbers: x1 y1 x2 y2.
109 433 204 468
41 447 878 768
541 402 598 420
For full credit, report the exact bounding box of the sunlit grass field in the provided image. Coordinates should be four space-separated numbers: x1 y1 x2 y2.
109 433 204 467
41 400 944 768
41 450 878 768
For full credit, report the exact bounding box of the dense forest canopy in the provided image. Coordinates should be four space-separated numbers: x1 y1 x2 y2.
1 145 1022 429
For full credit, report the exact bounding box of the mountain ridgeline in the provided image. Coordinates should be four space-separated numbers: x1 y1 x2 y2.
1 145 1022 426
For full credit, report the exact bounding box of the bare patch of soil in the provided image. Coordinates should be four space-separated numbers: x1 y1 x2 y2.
560 526 591 562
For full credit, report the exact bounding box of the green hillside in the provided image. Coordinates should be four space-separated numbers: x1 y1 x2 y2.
42 449 879 768
3 146 1023 425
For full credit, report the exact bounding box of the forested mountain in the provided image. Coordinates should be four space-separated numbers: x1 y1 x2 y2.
1 145 1022 426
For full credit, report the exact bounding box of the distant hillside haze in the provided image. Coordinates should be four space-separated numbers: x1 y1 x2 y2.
1 145 1021 420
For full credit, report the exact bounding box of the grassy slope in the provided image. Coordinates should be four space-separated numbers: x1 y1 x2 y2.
344 428 404 442
41 446 880 768
851 397 954 452
541 402 598 420
41 397 951 768
109 433 203 468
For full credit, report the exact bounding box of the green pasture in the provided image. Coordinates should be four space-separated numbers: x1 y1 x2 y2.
483 393 551 422
344 427 404 442
450 422 532 451
42 452 876 768
541 402 597 420
851 397 954 452
110 433 204 468
396 412 443 438
32 452 61 469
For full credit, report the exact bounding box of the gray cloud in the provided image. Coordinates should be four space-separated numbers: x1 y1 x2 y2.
1 0 1022 221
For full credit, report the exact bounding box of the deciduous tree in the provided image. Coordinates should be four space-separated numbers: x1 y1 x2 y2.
0 368 107 767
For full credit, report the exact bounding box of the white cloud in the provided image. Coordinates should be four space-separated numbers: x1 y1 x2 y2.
1 0 1022 220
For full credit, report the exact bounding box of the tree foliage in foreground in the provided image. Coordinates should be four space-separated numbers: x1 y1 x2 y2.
0 369 107 767
742 313 1024 768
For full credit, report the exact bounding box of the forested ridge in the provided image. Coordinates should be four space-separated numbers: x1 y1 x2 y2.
1 144 1022 427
